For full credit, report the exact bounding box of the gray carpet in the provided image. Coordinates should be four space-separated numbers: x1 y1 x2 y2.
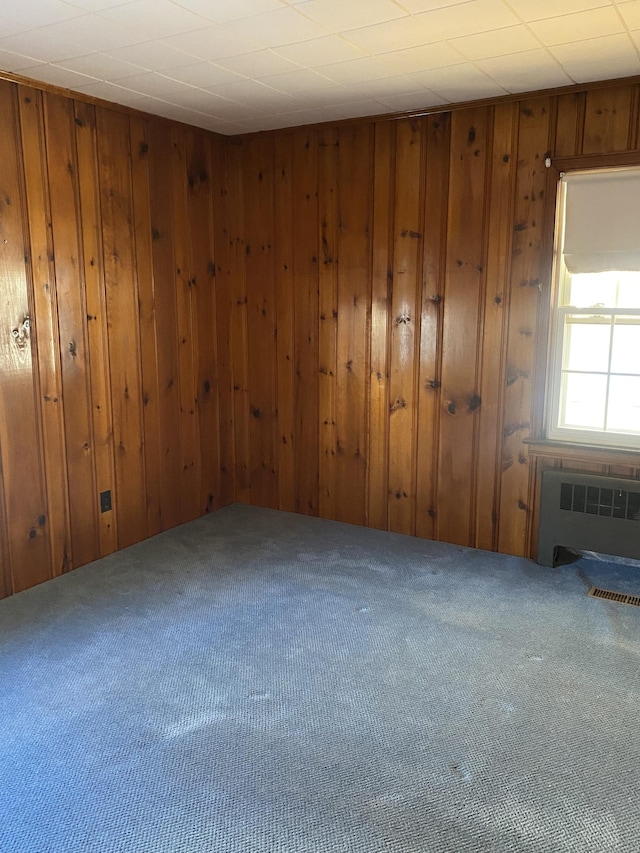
0 504 638 852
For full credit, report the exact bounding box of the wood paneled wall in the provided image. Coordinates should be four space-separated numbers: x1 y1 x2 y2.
0 79 232 598
221 80 640 559
3 75 640 599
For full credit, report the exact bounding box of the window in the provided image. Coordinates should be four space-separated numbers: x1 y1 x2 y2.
547 167 640 449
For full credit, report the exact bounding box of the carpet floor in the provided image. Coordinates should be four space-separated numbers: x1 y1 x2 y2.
0 503 638 852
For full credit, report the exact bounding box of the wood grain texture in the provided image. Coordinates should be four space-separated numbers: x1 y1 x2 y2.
43 93 99 568
437 108 488 546
0 77 235 599
18 87 71 575
3 75 640 599
0 81 52 591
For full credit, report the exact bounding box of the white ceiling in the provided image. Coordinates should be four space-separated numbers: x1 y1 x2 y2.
1 0 640 135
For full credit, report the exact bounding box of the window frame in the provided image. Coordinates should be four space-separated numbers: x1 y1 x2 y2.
544 163 640 451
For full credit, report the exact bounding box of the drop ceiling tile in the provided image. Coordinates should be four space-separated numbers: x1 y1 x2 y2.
0 50 45 72
506 0 609 23
550 31 637 63
349 74 428 98
618 1 640 30
296 0 407 31
160 87 243 112
416 0 521 39
169 0 284 24
394 0 471 11
147 102 218 125
0 30 86 63
162 24 263 60
215 50 302 77
0 17 30 38
376 42 466 74
528 7 625 46
107 41 197 71
258 68 340 94
320 98 391 118
98 0 209 40
316 56 402 84
287 85 372 106
375 89 443 111
34 16 137 52
342 16 439 53
58 52 146 79
1 0 81 27
412 62 508 101
110 71 198 97
160 61 244 88
225 6 331 48
450 25 542 60
20 63 100 88
62 0 136 10
273 35 367 67
200 119 254 135
558 52 640 83
184 97 261 121
203 77 295 106
70 79 153 104
476 49 574 91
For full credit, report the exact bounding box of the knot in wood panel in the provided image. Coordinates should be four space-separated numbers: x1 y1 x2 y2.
389 398 408 414
468 394 481 412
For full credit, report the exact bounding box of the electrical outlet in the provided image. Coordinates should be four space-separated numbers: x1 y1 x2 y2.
100 490 112 513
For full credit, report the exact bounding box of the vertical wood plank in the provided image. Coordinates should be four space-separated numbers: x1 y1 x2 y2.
129 115 162 538
553 92 584 158
75 100 119 557
243 135 279 508
474 103 518 551
292 129 319 516
387 118 425 536
227 140 251 503
96 106 147 549
582 85 635 154
210 135 236 506
170 126 200 523
334 124 373 526
368 121 395 532
436 107 489 547
187 130 220 515
318 126 339 520
43 92 99 568
415 112 449 541
274 132 296 512
146 121 183 530
18 86 72 576
498 98 552 557
0 80 52 591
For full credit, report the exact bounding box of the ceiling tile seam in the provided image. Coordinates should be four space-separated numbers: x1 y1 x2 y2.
611 0 640 61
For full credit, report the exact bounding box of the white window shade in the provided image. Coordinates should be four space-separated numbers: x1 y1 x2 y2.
562 168 640 274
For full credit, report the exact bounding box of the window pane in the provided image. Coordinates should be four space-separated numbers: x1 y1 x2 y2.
565 317 611 372
610 318 640 375
607 375 640 433
615 273 640 308
567 272 616 307
560 372 606 429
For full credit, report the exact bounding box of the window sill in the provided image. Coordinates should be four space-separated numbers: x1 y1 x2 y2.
524 437 640 465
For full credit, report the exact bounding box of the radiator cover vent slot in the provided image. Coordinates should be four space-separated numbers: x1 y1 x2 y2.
559 482 640 520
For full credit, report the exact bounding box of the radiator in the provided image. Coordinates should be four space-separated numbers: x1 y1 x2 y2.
537 469 640 567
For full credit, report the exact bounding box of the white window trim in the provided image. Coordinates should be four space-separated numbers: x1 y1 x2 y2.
545 170 640 451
